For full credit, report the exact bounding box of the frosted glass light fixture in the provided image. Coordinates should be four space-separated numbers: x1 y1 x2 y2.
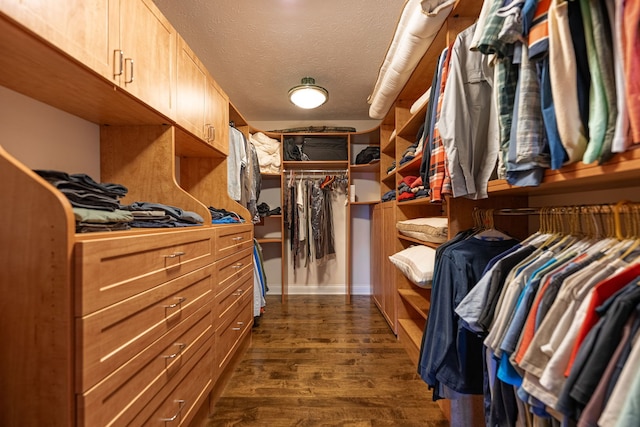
288 77 328 109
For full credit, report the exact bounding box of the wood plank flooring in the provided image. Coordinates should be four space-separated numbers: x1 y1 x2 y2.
206 295 448 427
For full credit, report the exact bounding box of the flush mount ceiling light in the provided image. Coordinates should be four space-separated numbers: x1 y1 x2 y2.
288 77 328 109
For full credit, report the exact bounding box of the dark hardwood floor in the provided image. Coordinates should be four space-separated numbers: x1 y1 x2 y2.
206 294 448 427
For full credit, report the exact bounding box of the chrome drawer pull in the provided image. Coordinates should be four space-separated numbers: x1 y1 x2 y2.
113 50 123 77
231 263 243 269
161 343 185 360
160 400 185 423
231 327 241 331
231 236 244 241
164 251 186 259
163 296 186 309
124 57 134 83
237 321 244 326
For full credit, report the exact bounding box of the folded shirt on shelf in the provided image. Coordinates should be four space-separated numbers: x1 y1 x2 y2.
209 206 245 224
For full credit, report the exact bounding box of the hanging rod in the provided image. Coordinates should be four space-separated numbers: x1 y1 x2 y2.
491 207 541 216
283 169 348 174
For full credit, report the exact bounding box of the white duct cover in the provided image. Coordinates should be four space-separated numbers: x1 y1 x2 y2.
368 0 456 120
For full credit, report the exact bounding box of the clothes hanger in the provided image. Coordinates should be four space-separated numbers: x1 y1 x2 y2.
619 203 640 262
473 208 512 241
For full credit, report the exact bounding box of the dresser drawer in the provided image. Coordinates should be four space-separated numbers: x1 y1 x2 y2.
77 305 213 427
216 288 253 371
129 341 213 427
214 246 252 293
214 224 253 260
215 270 253 321
75 228 215 315
76 264 214 392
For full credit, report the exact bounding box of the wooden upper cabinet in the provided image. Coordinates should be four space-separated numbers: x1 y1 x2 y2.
118 0 175 118
0 0 119 82
176 34 229 154
206 77 229 155
176 35 208 140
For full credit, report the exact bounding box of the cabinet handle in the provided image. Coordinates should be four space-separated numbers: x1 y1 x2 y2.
237 321 244 326
231 263 243 269
232 327 241 331
114 50 123 77
161 343 185 360
163 296 186 309
232 321 245 331
160 400 185 423
164 251 186 259
204 124 215 142
125 57 134 83
233 288 244 296
231 236 244 242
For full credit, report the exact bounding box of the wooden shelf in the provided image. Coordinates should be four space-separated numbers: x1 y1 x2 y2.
282 160 348 171
261 172 282 177
381 171 396 184
398 289 430 320
350 200 379 206
381 135 396 155
397 318 425 366
488 147 640 196
256 238 281 244
397 154 423 175
350 160 380 173
397 101 429 141
397 234 441 249
396 196 431 206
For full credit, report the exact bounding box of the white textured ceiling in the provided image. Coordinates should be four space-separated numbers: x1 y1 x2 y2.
153 0 406 125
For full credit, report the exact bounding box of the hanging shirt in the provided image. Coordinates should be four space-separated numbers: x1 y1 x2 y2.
623 0 640 144
605 0 631 153
548 0 588 163
227 126 247 201
579 0 608 164
439 23 499 200
419 235 519 396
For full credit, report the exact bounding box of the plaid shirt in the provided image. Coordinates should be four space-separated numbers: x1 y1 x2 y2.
429 44 453 203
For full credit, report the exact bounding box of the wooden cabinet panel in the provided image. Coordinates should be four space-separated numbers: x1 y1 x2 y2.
76 264 214 392
118 0 175 117
75 228 215 315
216 289 253 371
176 35 207 140
77 305 213 427
0 0 118 81
371 204 383 310
206 78 230 154
214 224 254 259
214 247 253 291
129 337 213 427
215 272 253 322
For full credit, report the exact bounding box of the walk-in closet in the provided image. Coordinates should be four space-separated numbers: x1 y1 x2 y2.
2 0 640 426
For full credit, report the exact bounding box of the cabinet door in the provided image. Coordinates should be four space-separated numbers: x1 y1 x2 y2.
176 35 207 140
0 0 118 81
206 77 229 155
382 202 397 332
371 204 383 310
118 0 175 117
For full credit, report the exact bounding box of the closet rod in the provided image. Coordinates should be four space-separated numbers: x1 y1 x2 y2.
491 207 541 216
283 169 348 174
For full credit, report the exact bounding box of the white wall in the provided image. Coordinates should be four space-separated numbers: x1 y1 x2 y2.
285 186 349 295
0 86 100 177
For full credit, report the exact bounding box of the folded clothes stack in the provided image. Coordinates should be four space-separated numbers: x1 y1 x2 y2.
36 169 204 232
